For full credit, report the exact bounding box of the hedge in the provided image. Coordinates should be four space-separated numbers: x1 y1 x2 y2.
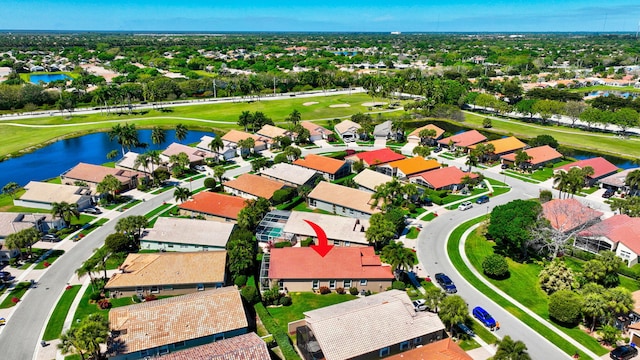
254 303 301 360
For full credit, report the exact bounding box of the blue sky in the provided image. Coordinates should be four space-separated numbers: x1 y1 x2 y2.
3 0 640 32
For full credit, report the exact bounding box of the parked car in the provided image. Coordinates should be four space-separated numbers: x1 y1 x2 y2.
434 273 457 293
193 164 207 172
610 345 638 360
83 207 102 215
0 271 11 282
41 234 60 242
602 189 615 199
456 322 475 337
476 195 490 204
501 163 509 169
458 201 473 211
413 299 428 311
433 147 443 153
472 306 496 328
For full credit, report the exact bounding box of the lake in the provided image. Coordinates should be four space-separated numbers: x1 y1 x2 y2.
1 129 212 186
30 74 72 84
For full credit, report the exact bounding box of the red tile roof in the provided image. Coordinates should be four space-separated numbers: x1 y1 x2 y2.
542 198 603 232
386 338 472 360
293 154 346 174
268 247 394 280
501 145 563 165
346 148 406 166
438 130 487 148
411 166 478 189
556 157 619 179
581 215 640 254
178 192 247 220
223 173 284 199
158 332 270 360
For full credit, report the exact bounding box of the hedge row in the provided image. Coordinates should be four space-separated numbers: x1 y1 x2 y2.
254 303 301 360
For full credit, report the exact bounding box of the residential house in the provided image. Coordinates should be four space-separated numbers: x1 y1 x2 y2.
223 173 285 201
470 136 527 159
108 287 248 360
598 167 639 193
260 163 320 188
105 251 227 297
500 145 563 170
178 192 247 222
161 143 211 168
386 338 472 360
345 148 406 169
307 181 380 219
114 151 153 174
140 217 235 252
407 124 445 145
410 166 478 191
555 157 619 187
14 181 93 211
221 129 268 155
627 292 640 342
437 130 487 151
0 212 64 261
295 290 446 360
61 163 146 191
283 211 370 247
542 198 603 234
300 121 333 142
156 332 270 360
266 246 394 292
293 154 350 181
256 210 294 244
195 135 236 161
353 169 393 192
373 120 393 139
256 124 295 145
333 119 362 142
577 215 640 265
379 157 440 178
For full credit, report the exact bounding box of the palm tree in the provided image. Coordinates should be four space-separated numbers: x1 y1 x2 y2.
438 295 469 334
208 136 224 163
514 150 533 171
238 111 253 132
93 247 111 280
625 169 640 195
173 186 191 203
51 201 80 227
553 170 569 199
492 335 531 360
134 152 151 174
286 109 302 130
466 150 480 172
108 123 140 156
582 293 607 333
58 326 88 360
424 287 445 313
151 126 166 145
2 182 20 199
4 228 38 260
382 241 417 279
96 174 122 202
76 258 98 289
237 138 255 158
175 123 188 142
418 128 437 146
213 165 226 190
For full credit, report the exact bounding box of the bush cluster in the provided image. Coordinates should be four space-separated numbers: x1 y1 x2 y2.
234 275 247 287
240 285 260 305
97 299 112 309
336 287 345 295
349 287 359 295
392 280 406 290
319 286 331 294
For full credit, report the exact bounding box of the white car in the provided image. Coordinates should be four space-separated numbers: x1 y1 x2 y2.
194 165 207 172
458 201 473 211
413 299 428 312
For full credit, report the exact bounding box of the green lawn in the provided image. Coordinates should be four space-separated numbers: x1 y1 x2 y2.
0 282 31 308
406 227 420 239
34 250 65 269
292 201 333 214
267 292 357 336
72 285 136 325
43 285 82 340
144 203 173 219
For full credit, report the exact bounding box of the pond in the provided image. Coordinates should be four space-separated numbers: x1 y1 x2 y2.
29 74 72 84
1 129 212 186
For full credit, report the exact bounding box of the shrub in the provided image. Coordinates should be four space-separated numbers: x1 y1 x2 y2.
144 294 157 302
11 297 19 304
241 285 260 305
482 254 509 279
301 237 314 247
9 258 19 267
548 290 582 325
203 177 216 189
336 287 345 295
234 275 247 287
279 296 292 306
262 287 281 305
319 286 331 295
272 188 296 205
43 261 50 268
539 190 553 203
89 291 103 302
274 241 292 248
392 280 406 290
349 287 359 295
97 299 112 309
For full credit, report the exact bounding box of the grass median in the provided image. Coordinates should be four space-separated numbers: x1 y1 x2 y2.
42 285 82 340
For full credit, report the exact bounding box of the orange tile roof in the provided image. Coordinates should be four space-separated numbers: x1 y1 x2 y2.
387 157 440 176
223 173 284 199
411 166 478 189
157 332 270 360
345 148 406 166
542 198 603 232
63 162 144 185
501 145 562 165
268 246 394 280
221 129 267 146
408 124 446 140
293 154 347 175
386 338 472 360
438 130 487 148
471 136 526 155
178 192 247 220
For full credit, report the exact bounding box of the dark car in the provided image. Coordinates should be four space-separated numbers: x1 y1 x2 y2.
83 207 102 215
434 273 457 294
501 163 509 169
603 189 615 199
433 147 443 153
457 322 475 337
41 234 60 242
476 195 490 204
610 345 638 360
473 306 496 328
0 271 11 282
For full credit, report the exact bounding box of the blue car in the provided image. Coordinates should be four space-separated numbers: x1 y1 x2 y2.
473 306 496 328
434 273 457 294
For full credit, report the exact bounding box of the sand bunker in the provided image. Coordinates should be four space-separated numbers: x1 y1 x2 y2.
329 104 351 108
361 102 388 107
303 102 319 106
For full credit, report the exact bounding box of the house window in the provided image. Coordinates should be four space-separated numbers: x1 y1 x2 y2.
135 286 143 294
174 341 185 348
360 280 367 286
329 280 336 289
312 280 320 290
197 284 205 291
214 334 224 341
379 347 390 357
167 244 174 248
140 350 150 357
343 280 352 288
278 280 284 289
344 241 350 247
309 199 316 207
400 341 410 351
159 346 169 355
150 286 159 294
334 241 340 247
414 336 423 344
163 285 173 290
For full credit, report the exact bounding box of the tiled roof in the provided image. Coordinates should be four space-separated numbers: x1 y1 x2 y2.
632 290 640 316
542 198 603 233
284 211 370 245
300 121 333 137
386 338 472 360
303 290 445 360
411 166 477 189
293 154 347 175
256 124 291 139
114 151 150 172
221 129 267 147
109 288 247 355
387 157 440 176
308 182 379 215
407 124 446 140
162 143 212 163
157 332 270 360
178 192 247 220
259 163 318 186
501 145 563 165
143 217 235 248
438 130 487 148
269 246 393 280
20 181 89 204
223 173 284 199
105 251 227 289
0 212 44 237
373 120 392 136
556 157 620 179
471 136 527 155
600 168 640 188
334 120 361 134
63 163 144 185
352 169 393 191
581 215 640 254
346 148 406 166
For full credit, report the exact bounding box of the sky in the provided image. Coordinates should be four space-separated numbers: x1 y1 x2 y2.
3 0 640 33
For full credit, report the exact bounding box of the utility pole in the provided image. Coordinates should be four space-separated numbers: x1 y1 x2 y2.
213 79 217 98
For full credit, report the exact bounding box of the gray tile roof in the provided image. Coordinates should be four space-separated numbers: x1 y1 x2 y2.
260 163 318 186
143 217 234 248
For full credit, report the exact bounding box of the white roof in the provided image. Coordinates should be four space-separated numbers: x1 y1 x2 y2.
20 181 90 204
334 120 361 134
143 217 235 248
114 151 149 172
352 169 393 192
260 163 317 186
284 211 369 245
305 290 445 360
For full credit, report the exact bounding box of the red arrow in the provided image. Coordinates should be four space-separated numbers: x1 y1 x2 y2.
304 219 333 257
